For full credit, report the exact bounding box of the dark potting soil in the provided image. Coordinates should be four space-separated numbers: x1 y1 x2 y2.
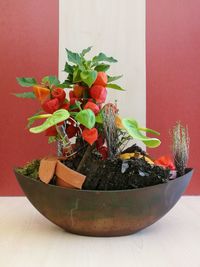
16 144 171 191
62 143 171 190
122 144 147 156
82 158 170 191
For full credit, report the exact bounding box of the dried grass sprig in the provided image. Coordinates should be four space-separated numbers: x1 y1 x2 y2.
171 122 190 176
102 104 119 159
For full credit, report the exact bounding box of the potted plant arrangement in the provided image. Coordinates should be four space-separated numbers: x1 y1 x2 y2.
14 47 193 236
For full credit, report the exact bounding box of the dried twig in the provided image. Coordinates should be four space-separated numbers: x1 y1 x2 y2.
102 104 119 159
171 122 190 176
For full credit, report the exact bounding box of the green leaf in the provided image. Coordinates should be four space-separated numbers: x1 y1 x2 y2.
73 66 82 83
75 109 95 129
13 92 36 99
107 75 123 83
75 100 82 111
48 136 57 144
57 80 73 88
42 76 60 88
16 77 37 87
30 109 70 134
80 70 97 87
64 62 73 74
67 73 73 82
81 46 92 56
27 110 43 128
66 49 82 65
106 83 125 91
28 113 52 130
138 127 160 136
92 53 117 63
122 118 161 148
94 64 110 72
95 113 103 124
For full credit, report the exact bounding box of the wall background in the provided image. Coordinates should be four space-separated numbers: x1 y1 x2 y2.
0 0 58 195
146 0 200 194
59 0 146 129
0 0 199 195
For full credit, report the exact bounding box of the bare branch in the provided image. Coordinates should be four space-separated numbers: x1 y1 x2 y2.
171 122 190 176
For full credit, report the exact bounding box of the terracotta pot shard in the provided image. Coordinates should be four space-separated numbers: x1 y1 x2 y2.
55 161 86 189
39 157 57 184
56 177 76 189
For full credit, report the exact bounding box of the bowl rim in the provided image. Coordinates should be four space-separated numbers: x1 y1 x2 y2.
14 167 193 194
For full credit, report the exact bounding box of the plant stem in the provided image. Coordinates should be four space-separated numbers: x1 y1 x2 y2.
56 124 73 157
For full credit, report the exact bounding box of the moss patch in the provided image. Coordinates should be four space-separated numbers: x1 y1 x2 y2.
16 160 40 180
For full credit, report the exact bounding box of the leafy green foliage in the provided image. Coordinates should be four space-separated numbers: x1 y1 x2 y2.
62 47 121 89
16 77 37 87
138 127 160 135
106 83 125 91
107 75 123 83
66 49 82 65
81 46 93 56
48 136 57 144
95 113 103 124
28 113 52 128
27 110 43 128
75 109 96 129
42 76 60 88
92 53 117 63
29 109 70 134
80 70 97 87
57 80 73 88
64 62 73 74
13 92 36 99
122 118 161 148
73 66 82 83
94 64 110 72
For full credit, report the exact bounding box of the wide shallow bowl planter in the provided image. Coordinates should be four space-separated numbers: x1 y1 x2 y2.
14 168 193 237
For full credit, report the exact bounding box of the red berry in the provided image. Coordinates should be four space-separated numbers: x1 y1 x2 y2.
90 85 107 103
42 98 59 114
52 88 66 104
96 135 105 149
73 84 85 98
45 126 57 136
98 146 108 160
93 72 107 87
84 101 99 115
61 102 70 110
154 156 175 170
69 90 75 99
66 125 78 138
82 128 98 145
70 97 79 106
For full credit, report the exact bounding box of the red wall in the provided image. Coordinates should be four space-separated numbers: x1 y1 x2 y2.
1 1 199 195
147 0 200 194
0 0 58 195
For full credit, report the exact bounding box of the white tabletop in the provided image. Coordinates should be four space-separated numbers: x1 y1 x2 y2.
0 196 199 267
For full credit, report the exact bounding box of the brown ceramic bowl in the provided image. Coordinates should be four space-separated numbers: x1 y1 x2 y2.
14 168 193 237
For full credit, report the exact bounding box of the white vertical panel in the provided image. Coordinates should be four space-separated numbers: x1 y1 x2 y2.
59 0 146 126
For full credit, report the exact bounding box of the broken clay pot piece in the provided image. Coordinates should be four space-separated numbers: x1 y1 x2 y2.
39 157 57 184
38 156 86 189
55 161 86 189
56 177 76 189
